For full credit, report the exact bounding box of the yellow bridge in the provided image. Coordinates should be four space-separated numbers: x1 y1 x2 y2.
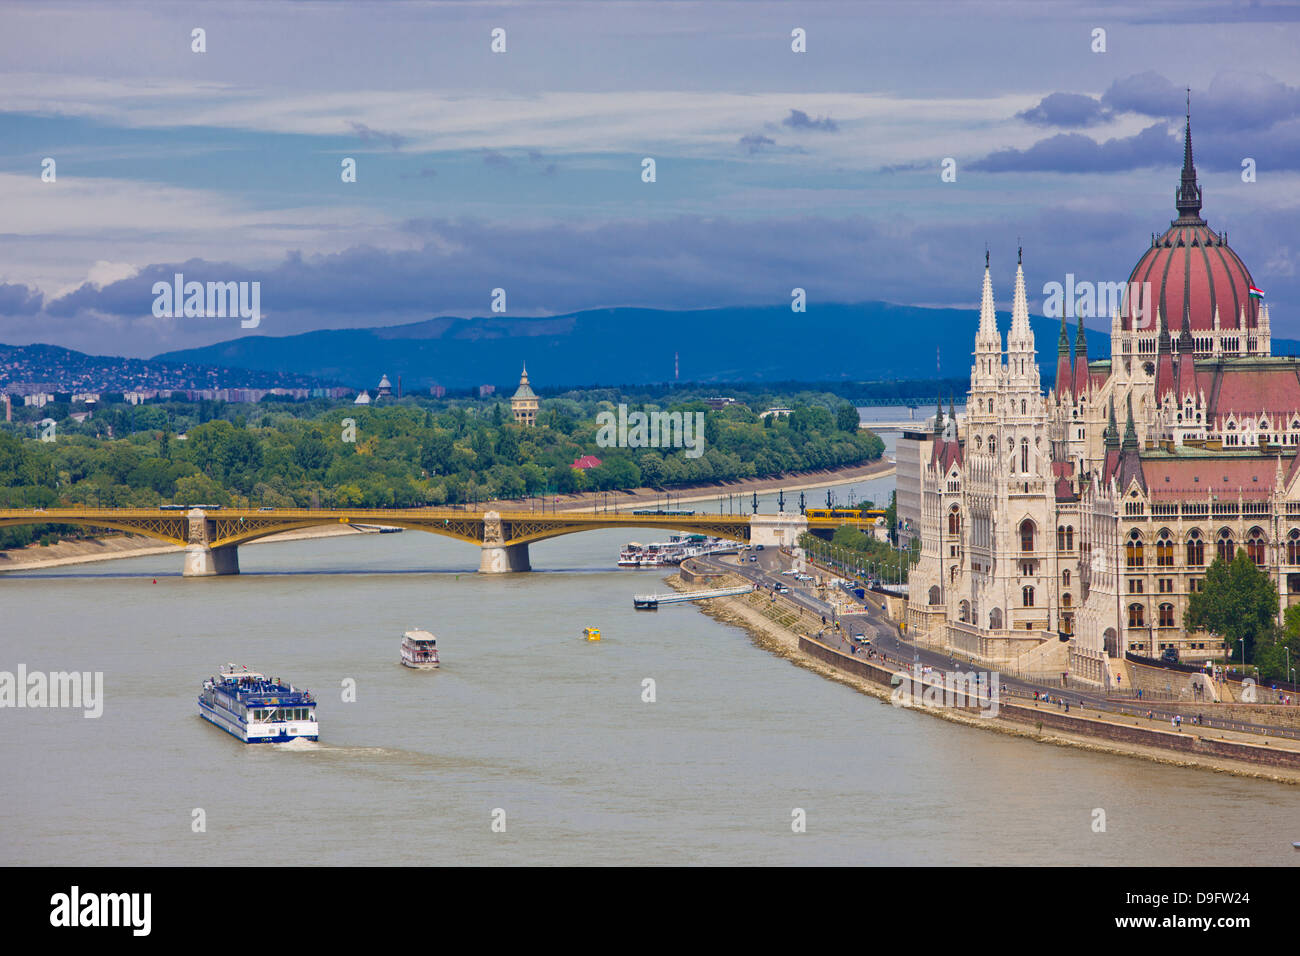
0 507 821 575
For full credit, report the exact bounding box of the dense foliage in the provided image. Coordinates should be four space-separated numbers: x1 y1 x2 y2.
1184 549 1279 665
0 390 883 548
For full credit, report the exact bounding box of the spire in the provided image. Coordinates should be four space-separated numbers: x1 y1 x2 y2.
1055 312 1072 398
1155 309 1175 398
933 394 944 437
1105 396 1119 448
1175 89 1203 221
1178 303 1197 398
1008 252 1033 351
976 252 1000 351
1123 392 1138 449
1072 318 1089 396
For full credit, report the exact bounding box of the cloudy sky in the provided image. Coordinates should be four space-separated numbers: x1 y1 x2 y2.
2 0 1299 357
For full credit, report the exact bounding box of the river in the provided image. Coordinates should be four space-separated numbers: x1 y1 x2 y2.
1 481 1296 865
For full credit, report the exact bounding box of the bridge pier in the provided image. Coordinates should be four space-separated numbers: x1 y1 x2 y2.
182 507 240 576
749 512 809 549
478 542 531 574
184 544 240 576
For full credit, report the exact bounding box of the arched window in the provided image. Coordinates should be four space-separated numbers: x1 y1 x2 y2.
1217 529 1234 563
959 600 971 623
1020 437 1029 473
1247 528 1266 565
989 435 996 455
1062 592 1072 609
1022 585 1035 607
989 608 1003 629
1126 530 1144 568
1156 531 1173 567
1159 603 1175 628
1020 399 1026 414
948 507 960 535
1020 519 1035 552
1128 603 1145 628
1062 569 1071 586
928 586 940 605
1287 530 1300 565
1186 530 1204 566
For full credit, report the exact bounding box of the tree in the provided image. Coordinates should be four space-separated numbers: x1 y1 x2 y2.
1184 548 1278 663
836 404 860 433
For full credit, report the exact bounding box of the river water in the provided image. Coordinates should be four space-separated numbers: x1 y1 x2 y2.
1 480 1296 865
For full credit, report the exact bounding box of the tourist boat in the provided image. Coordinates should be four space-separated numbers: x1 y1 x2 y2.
198 665 318 743
583 627 601 642
401 629 440 669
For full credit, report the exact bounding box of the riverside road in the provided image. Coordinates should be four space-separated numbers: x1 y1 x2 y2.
692 549 1300 744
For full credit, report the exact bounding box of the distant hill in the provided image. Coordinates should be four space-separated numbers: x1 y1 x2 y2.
151 302 1120 391
0 342 340 393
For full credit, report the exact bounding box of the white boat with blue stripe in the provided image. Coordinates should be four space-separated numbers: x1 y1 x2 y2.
199 665 319 743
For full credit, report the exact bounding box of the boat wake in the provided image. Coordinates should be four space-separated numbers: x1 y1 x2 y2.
273 737 322 752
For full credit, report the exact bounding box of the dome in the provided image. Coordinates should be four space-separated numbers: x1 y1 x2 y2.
1119 113 1258 336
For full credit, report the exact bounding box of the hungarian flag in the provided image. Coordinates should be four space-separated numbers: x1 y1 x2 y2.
1249 286 1265 299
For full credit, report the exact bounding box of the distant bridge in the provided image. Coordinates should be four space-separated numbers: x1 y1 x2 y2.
0 507 830 576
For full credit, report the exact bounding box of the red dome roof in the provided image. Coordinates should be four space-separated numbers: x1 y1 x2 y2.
1120 114 1258 334
1121 222 1258 334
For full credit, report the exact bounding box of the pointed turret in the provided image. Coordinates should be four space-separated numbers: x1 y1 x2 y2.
1072 319 1089 396
1155 309 1175 400
1177 305 1197 399
1007 248 1034 353
1105 396 1119 448
1117 392 1146 491
1123 393 1138 449
946 394 958 441
1055 312 1073 399
933 395 944 437
973 251 1003 388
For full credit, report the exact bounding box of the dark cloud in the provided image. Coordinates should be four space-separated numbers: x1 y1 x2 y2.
12 198 1297 356
481 149 513 168
739 133 776 154
1103 70 1300 131
0 282 43 315
346 121 408 149
1017 92 1112 128
782 109 838 132
399 167 438 180
970 123 1177 173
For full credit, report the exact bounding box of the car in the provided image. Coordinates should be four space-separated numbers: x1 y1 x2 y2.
755 544 764 551
774 584 790 593
748 555 758 562
854 634 870 645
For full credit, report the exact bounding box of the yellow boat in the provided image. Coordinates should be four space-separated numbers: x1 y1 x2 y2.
583 627 601 642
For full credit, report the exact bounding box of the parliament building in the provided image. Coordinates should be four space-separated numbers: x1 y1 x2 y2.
905 114 1289 687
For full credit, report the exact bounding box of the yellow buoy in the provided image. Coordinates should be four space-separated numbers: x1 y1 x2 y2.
583 627 601 642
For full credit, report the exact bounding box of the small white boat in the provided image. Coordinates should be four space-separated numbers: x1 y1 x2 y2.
401 629 440 669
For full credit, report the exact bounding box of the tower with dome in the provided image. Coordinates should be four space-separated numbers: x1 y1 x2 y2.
907 109 1290 687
